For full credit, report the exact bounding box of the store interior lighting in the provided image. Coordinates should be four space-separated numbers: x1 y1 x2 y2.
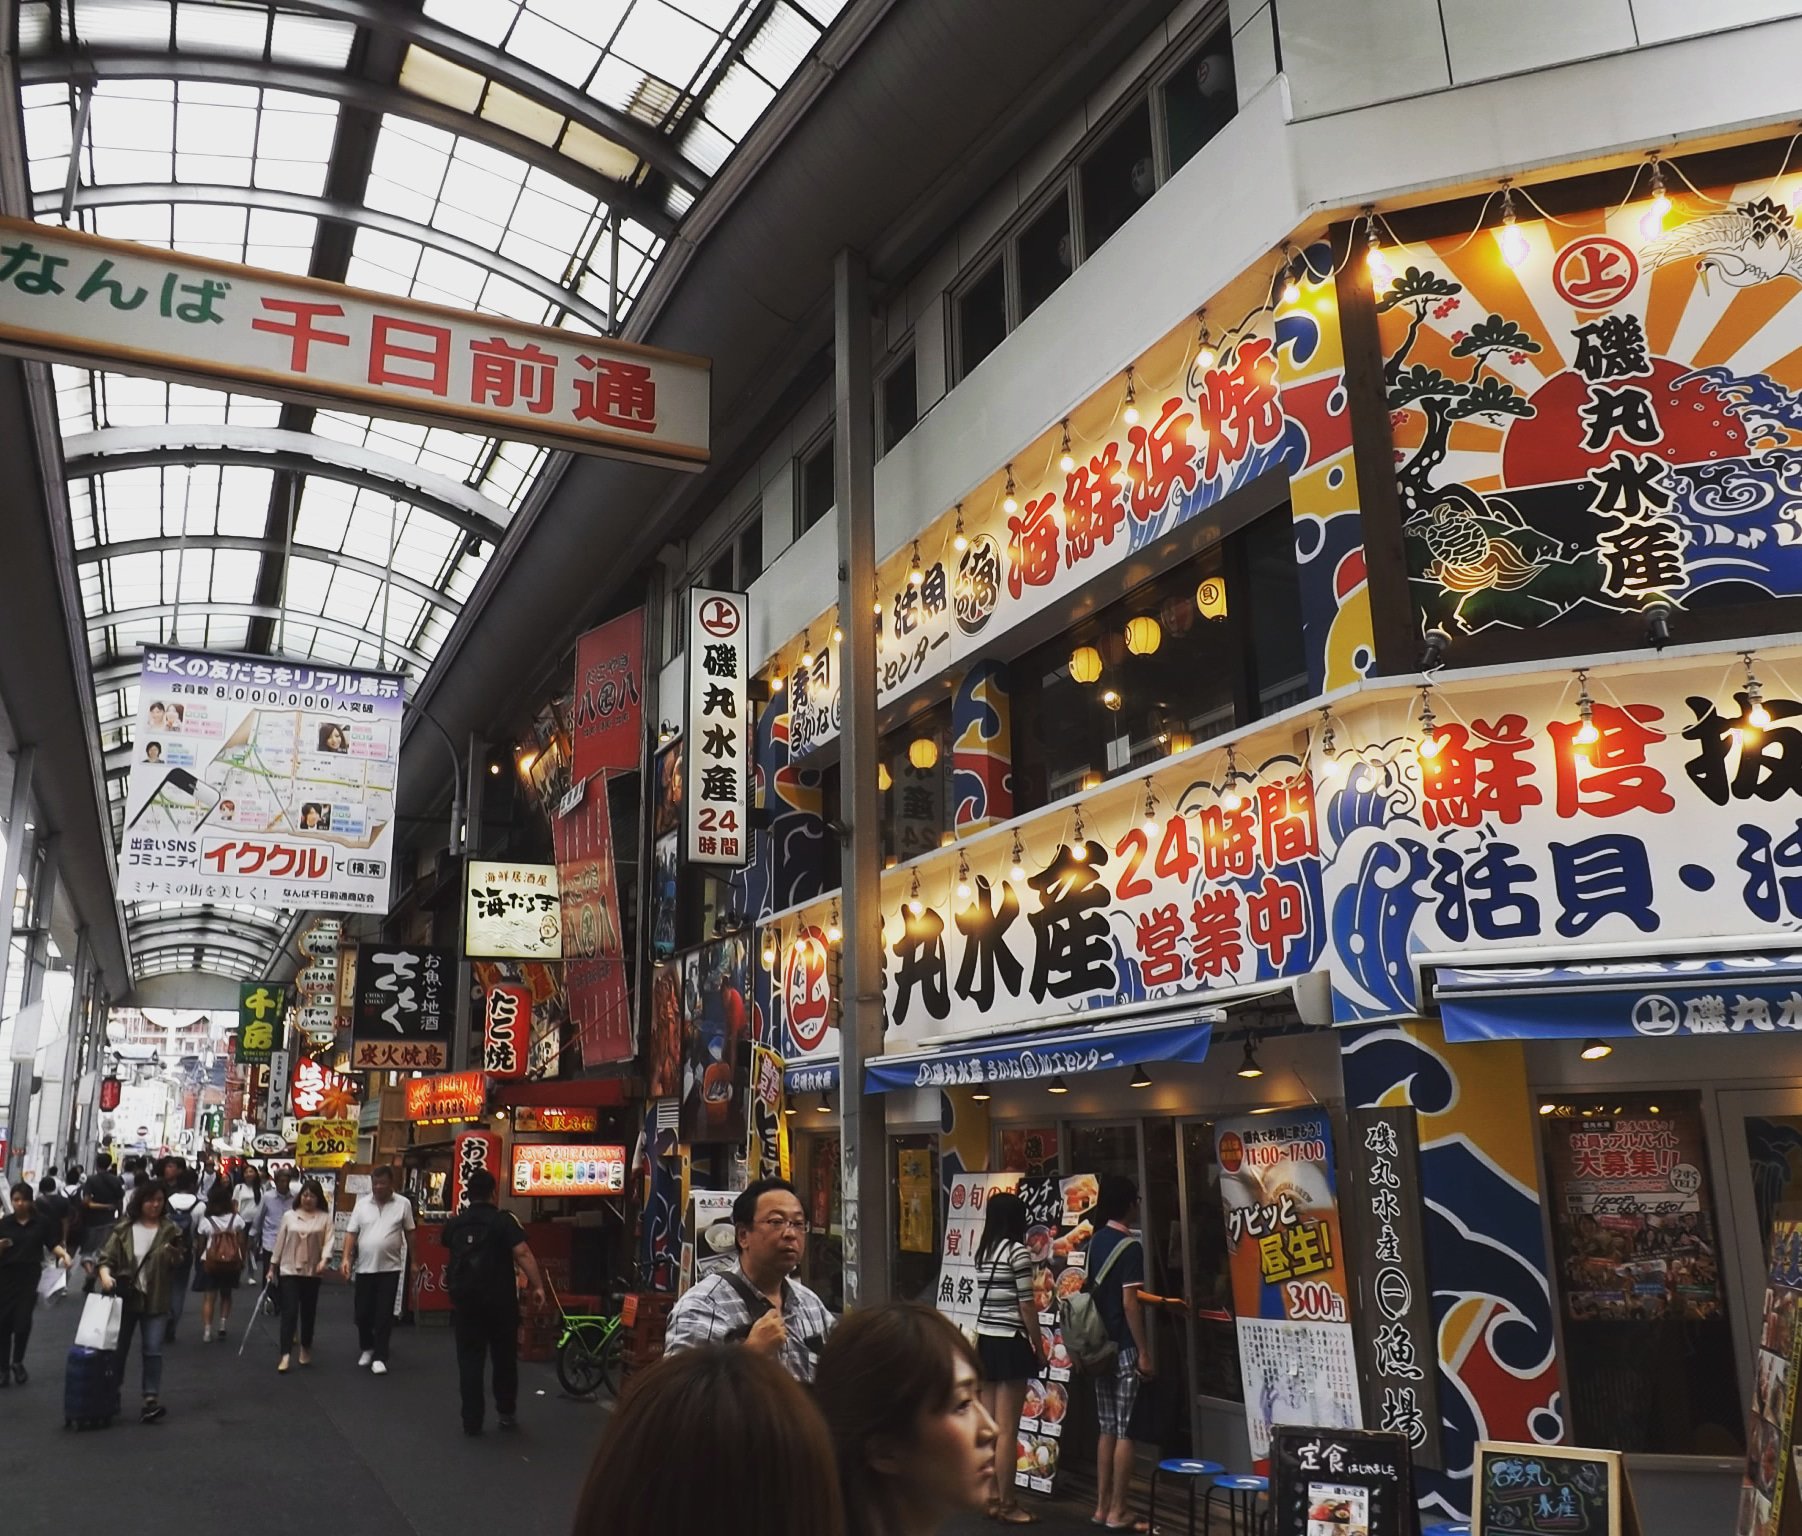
1237 1036 1264 1079
1580 1038 1613 1060
1047 1075 1070 1095
1130 1065 1151 1089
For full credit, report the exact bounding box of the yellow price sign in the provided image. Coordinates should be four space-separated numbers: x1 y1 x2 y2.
296 1117 358 1169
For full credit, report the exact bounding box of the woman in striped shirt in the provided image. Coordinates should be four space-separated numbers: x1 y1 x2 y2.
974 1191 1047 1523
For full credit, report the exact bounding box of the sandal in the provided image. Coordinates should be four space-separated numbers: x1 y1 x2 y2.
1105 1521 1153 1533
994 1507 1041 1524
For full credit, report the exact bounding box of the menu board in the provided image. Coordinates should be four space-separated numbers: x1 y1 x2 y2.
1739 1208 1802 1536
1270 1426 1419 1536
1475 1441 1633 1535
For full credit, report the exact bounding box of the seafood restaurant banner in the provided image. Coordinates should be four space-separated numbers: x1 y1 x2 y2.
120 645 401 909
1216 1109 1363 1458
1378 175 1802 642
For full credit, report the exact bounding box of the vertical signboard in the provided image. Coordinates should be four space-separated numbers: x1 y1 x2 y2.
552 787 633 1065
1216 1108 1363 1457
571 610 645 781
1740 1207 1802 1536
351 946 451 1069
482 982 531 1080
746 1044 788 1182
236 982 286 1067
465 862 562 959
264 1046 291 1128
1348 1108 1442 1469
683 588 749 867
451 1129 502 1212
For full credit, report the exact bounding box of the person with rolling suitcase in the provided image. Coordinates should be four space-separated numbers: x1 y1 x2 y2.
95 1182 187 1424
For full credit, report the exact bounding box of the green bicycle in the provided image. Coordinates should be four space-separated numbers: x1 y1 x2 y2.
553 1282 626 1400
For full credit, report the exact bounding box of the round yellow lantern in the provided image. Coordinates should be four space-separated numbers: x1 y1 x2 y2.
877 762 892 792
1123 615 1162 655
908 736 939 770
1069 645 1103 684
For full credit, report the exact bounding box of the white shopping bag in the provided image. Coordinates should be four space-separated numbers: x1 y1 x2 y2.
37 1262 68 1303
75 1292 123 1351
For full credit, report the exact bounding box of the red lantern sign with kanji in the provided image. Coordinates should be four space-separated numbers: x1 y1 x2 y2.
99 1075 122 1112
452 1130 502 1211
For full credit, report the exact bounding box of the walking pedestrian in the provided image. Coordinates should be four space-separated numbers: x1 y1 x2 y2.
972 1191 1047 1524
233 1166 263 1276
1086 1175 1153 1532
0 1181 73 1384
34 1175 74 1255
164 1169 202 1343
663 1176 834 1381
77 1153 125 1274
570 1345 844 1536
192 1179 247 1342
813 1303 999 1536
441 1168 546 1434
96 1182 187 1423
339 1164 415 1374
250 1167 293 1279
267 1177 333 1373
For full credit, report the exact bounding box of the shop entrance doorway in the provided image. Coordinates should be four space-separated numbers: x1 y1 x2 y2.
1716 1088 1802 1393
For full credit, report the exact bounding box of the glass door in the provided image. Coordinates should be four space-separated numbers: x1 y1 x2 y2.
1715 1087 1802 1384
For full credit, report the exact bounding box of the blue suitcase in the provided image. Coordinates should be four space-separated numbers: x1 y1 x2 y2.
63 1344 121 1429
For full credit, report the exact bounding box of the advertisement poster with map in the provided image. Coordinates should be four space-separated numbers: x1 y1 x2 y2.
119 644 401 908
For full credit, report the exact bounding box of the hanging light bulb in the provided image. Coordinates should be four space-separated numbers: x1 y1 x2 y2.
1009 833 1025 884
1496 182 1530 269
1046 1075 1070 1095
877 762 892 793
1744 652 1773 731
1057 419 1075 475
831 623 843 644
825 908 842 946
909 540 924 586
1195 309 1217 371
955 854 971 905
952 502 967 554
1573 669 1601 748
1279 247 1302 305
971 1084 992 1103
1142 782 1159 828
907 870 923 917
1071 805 1088 861
769 671 784 694
1641 154 1671 240
1416 688 1444 760
1580 1038 1613 1062
761 929 778 968
1363 206 1393 289
799 629 814 669
1002 463 1018 515
1122 366 1139 426
1236 1035 1264 1080
1129 1065 1152 1089
1316 707 1344 779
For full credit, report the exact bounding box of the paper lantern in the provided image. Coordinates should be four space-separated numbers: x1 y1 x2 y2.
1124 615 1161 655
1195 578 1228 620
877 762 892 792
908 736 939 770
1069 645 1103 684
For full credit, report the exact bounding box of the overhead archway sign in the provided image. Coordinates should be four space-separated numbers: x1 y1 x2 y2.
0 217 709 468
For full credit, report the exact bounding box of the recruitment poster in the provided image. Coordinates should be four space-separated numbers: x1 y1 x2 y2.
1216 1109 1363 1457
552 787 632 1065
120 644 401 908
1739 1209 1802 1536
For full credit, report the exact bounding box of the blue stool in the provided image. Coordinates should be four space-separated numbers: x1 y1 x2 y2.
1423 1526 1471 1536
1148 1459 1225 1536
1206 1474 1269 1535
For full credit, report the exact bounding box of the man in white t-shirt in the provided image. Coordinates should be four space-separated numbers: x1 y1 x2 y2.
339 1165 415 1375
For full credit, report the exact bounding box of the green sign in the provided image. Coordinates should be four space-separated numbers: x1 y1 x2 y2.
236 982 286 1066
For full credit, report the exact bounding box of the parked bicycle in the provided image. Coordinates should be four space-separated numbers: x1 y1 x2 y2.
553 1280 625 1400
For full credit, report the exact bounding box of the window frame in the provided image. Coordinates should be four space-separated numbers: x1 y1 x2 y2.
949 251 1012 386
1152 13 1238 183
794 425 837 541
876 343 919 459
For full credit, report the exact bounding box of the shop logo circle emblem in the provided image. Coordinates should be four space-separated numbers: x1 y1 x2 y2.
698 595 741 637
1551 236 1638 309
1375 1267 1412 1320
783 925 833 1053
1630 993 1680 1036
1217 1130 1245 1173
954 534 1002 636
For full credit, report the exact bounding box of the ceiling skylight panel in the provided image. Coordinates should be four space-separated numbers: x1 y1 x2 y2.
676 115 731 176
91 206 175 247
423 0 512 46
202 616 250 650
615 0 716 88
209 547 261 596
742 1 817 88
268 11 356 69
173 1 267 57
75 0 176 50
703 60 775 141
281 556 332 610
504 10 603 88
216 468 273 534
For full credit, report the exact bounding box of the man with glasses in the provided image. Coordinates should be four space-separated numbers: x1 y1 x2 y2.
663 1176 834 1381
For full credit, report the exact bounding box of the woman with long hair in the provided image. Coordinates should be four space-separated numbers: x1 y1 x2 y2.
571 1344 843 1536
192 1178 246 1342
96 1182 186 1422
972 1191 1045 1523
267 1178 333 1373
813 1303 999 1536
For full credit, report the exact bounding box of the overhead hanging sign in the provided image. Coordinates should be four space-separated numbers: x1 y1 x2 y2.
0 216 710 466
465 862 562 959
236 982 285 1067
295 1116 356 1170
119 644 402 910
351 945 450 1070
552 789 633 1065
403 1069 489 1124
683 588 750 867
571 610 645 781
482 982 531 1080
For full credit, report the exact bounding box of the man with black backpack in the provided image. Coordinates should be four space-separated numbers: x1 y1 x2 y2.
439 1168 546 1436
1085 1174 1154 1533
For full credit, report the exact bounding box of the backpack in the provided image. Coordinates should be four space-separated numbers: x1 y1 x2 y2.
446 1210 514 1304
1058 1234 1139 1372
202 1215 244 1276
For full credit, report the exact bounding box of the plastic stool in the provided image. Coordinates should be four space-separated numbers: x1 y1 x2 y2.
1206 1474 1269 1535
1148 1459 1225 1536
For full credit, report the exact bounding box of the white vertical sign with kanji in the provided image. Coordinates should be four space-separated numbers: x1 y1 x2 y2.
684 588 749 867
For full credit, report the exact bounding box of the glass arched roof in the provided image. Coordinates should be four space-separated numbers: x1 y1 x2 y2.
11 0 850 983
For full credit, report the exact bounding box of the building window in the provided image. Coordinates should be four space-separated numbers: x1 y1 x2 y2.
1162 25 1236 174
1009 506 1303 807
1079 99 1156 256
879 349 918 458
1018 190 1074 320
954 257 1008 382
796 430 835 537
736 513 763 586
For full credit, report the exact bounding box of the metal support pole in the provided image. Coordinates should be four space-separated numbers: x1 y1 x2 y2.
452 731 484 1073
61 927 89 1164
14 834 57 1175
833 249 889 1308
0 747 35 1182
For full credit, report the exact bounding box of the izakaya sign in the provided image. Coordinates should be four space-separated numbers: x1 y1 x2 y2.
403 1069 488 1123
482 982 531 1080
465 862 562 960
119 645 401 908
685 588 750 866
352 945 450 1069
452 1130 501 1210
1379 176 1802 639
0 217 710 465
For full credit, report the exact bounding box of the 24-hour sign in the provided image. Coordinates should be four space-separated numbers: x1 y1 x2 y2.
683 588 749 867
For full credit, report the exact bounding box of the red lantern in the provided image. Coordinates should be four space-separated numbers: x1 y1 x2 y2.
99 1075 122 1112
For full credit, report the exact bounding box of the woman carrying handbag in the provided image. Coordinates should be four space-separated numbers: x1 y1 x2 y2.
972 1191 1046 1525
96 1183 186 1424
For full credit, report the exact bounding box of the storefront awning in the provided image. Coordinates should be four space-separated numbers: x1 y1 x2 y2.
864 1012 1218 1093
783 1061 838 1093
1431 952 1802 1042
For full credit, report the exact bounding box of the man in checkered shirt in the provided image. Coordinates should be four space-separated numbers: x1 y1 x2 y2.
663 1177 835 1382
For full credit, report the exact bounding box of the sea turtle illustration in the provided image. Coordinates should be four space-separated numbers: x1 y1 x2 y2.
1643 196 1802 292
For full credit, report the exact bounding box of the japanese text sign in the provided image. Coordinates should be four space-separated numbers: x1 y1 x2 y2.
265 1047 291 1127
572 610 645 781
0 217 709 465
352 945 450 1071
402 1069 488 1124
512 1106 596 1134
511 1143 627 1197
289 1055 355 1120
552 792 632 1065
295 1117 357 1170
1270 1427 1420 1536
452 1130 502 1211
482 982 532 1080
121 644 401 911
236 982 286 1067
1477 1442 1630 1536
684 588 750 867
465 862 562 960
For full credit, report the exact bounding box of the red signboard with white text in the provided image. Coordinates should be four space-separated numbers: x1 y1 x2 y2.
482 983 531 1080
403 1070 488 1123
571 611 645 782
452 1130 502 1211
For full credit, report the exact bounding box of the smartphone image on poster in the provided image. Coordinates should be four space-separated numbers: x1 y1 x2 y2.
127 767 222 836
1307 1484 1369 1536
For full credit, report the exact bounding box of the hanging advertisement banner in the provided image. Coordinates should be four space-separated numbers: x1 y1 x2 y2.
683 588 750 867
571 610 645 781
472 960 566 1080
897 1148 933 1255
1740 1207 1802 1536
746 1045 788 1183
1216 1109 1363 1458
351 946 450 1070
552 790 633 1065
297 918 342 959
0 217 710 464
677 937 752 1145
119 645 402 909
465 861 562 959
451 1130 502 1211
1347 1108 1442 1469
264 1047 290 1127
403 1070 488 1124
236 982 285 1067
482 982 532 1080
295 1117 356 1170
289 1055 356 1120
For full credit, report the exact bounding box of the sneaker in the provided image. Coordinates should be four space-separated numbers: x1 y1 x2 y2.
141 1401 167 1424
202 1327 213 1344
497 1415 518 1432
10 1364 26 1385
371 1360 388 1376
358 1351 373 1368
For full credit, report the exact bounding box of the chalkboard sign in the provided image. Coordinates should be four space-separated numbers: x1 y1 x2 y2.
1271 1426 1420 1536
1474 1441 1638 1535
